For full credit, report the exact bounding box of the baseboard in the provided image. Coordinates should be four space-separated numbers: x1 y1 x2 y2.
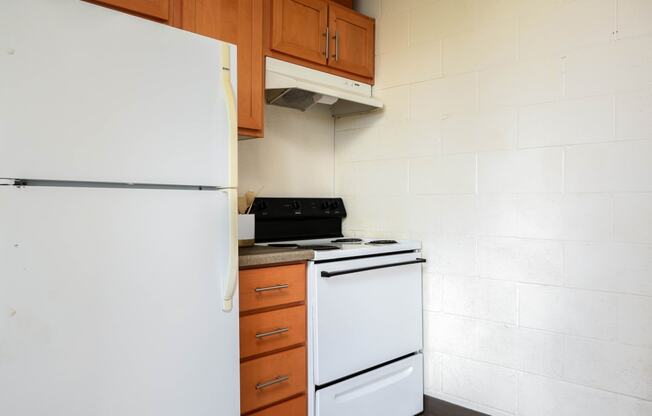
423 395 490 416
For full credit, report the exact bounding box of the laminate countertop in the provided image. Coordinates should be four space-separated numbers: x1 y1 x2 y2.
238 245 314 268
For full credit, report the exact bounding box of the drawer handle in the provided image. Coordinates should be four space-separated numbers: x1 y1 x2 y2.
256 375 289 390
255 284 289 292
256 327 289 339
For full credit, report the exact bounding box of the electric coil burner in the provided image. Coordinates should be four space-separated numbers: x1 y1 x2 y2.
331 238 363 243
367 239 398 245
249 197 425 416
268 243 340 251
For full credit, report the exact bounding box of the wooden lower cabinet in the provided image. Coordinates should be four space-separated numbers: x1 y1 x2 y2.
240 263 307 415
249 395 307 416
240 346 307 413
239 263 306 313
240 305 306 358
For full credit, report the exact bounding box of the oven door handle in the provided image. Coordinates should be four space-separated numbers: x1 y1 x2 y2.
320 258 426 278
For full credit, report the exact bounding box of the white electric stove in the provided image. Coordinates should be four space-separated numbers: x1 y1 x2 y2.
251 198 425 416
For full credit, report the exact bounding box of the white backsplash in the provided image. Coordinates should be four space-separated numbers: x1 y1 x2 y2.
238 105 334 197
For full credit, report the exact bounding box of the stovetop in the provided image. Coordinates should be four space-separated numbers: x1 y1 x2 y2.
250 198 420 260
259 238 421 261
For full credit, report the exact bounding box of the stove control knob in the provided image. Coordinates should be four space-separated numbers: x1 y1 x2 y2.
329 201 339 209
321 201 329 210
253 200 267 212
291 200 301 210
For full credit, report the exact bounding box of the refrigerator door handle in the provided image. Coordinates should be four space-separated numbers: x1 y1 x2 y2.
220 43 239 312
221 44 238 189
222 188 238 312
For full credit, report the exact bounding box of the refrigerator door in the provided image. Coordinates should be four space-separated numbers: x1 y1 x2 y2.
0 185 239 415
0 0 237 187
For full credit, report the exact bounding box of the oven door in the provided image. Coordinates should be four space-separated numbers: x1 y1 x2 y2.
312 252 424 385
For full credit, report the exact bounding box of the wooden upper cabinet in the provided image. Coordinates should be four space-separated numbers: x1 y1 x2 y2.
180 0 238 44
87 0 265 138
181 0 265 138
89 0 172 21
237 0 265 137
264 0 375 82
327 2 374 78
330 0 352 7
270 0 328 65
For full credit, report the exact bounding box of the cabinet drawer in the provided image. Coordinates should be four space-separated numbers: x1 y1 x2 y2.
249 394 307 416
240 264 306 312
240 305 306 359
241 346 307 413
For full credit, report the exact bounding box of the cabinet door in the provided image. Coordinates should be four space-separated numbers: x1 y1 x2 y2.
270 0 328 65
327 2 374 78
181 0 264 138
180 0 238 44
238 0 265 137
91 0 170 20
330 0 352 7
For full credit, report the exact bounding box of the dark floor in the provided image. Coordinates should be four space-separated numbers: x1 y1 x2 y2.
420 396 489 416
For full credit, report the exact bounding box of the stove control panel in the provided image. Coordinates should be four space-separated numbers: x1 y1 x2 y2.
250 198 347 219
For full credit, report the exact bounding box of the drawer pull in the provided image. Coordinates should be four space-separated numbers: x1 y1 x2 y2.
256 327 290 339
255 284 289 292
256 375 289 390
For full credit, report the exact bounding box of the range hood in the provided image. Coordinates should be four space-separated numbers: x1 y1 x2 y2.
265 57 383 117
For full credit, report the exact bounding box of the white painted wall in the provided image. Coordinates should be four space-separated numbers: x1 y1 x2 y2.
238 105 334 197
338 0 652 414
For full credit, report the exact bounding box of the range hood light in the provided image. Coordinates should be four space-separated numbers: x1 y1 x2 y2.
315 94 339 105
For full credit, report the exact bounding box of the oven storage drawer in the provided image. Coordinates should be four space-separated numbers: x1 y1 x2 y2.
313 252 423 385
316 353 423 416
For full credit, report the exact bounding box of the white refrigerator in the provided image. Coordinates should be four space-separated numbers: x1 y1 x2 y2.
0 0 240 414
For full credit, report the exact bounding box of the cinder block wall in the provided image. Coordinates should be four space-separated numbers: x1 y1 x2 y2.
337 1 652 414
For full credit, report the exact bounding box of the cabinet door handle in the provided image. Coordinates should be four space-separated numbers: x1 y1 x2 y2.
332 31 339 61
324 26 330 57
256 375 289 390
256 327 290 339
254 284 289 292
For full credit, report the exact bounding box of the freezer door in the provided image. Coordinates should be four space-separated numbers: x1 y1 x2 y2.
316 354 424 416
0 186 239 415
0 0 236 187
